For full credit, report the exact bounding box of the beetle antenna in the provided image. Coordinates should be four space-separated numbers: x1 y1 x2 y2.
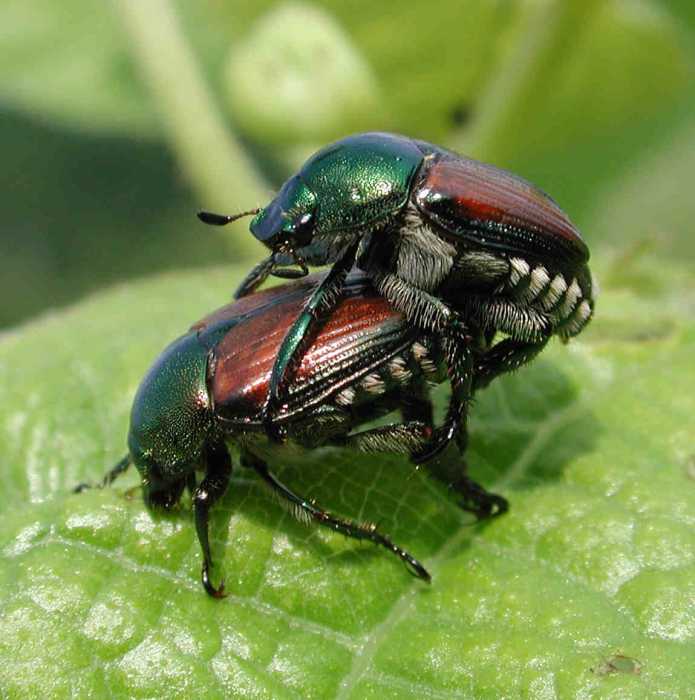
72 454 132 493
197 208 261 226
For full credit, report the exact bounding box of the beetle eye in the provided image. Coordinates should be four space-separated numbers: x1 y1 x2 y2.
288 211 315 247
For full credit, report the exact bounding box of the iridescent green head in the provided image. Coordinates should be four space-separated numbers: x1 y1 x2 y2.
250 132 424 265
128 331 214 508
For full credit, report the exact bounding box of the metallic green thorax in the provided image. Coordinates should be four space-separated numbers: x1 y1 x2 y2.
250 133 424 260
128 310 249 488
128 331 213 484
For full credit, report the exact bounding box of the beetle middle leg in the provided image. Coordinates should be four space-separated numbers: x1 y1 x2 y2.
372 271 474 462
194 441 233 598
242 449 431 582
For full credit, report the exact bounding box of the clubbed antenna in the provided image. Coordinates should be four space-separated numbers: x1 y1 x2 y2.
197 208 261 226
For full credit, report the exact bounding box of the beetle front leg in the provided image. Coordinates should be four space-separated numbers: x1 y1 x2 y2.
263 240 360 431
243 449 431 582
234 254 276 299
194 441 232 598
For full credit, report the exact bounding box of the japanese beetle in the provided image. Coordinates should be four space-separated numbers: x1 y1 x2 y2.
200 132 595 459
77 273 510 598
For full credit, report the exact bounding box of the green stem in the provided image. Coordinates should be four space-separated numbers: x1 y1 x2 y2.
115 0 268 249
454 0 603 161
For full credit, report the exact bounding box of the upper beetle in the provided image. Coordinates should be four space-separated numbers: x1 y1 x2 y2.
199 132 595 459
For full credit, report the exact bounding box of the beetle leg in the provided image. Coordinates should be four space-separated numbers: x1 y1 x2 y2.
473 338 549 391
193 441 232 598
290 405 388 448
417 338 541 518
263 240 360 433
186 471 198 498
455 476 509 519
399 376 435 429
244 450 431 582
372 272 474 462
413 339 543 519
372 271 454 331
455 422 509 519
419 424 508 520
73 454 132 493
455 414 508 518
414 332 474 463
331 421 432 454
233 254 276 299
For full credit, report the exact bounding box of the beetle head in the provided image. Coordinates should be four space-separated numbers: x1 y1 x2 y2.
253 133 426 268
249 174 341 269
128 332 215 508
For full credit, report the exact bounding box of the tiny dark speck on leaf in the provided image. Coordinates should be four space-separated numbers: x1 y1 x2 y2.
449 103 472 127
592 653 642 676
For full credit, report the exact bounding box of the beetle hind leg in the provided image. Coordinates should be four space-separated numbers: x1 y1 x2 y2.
413 331 474 463
422 430 508 521
455 476 508 519
243 449 431 582
473 337 549 391
331 420 432 454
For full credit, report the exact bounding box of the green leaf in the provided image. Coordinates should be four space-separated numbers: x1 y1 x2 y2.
1 261 695 697
224 3 382 146
0 1 157 134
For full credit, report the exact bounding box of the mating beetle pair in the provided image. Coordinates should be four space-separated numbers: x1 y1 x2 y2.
83 133 594 597
201 132 594 461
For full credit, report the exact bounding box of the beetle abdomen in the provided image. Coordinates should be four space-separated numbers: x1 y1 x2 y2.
414 156 589 267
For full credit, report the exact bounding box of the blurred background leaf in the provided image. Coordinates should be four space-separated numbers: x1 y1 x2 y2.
1 0 694 328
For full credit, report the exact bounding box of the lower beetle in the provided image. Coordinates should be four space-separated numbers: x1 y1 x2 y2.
200 132 595 460
78 273 511 597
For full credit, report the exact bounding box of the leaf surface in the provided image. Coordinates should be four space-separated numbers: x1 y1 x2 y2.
1 263 694 698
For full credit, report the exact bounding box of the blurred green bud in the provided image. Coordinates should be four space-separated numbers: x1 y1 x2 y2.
225 2 381 145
